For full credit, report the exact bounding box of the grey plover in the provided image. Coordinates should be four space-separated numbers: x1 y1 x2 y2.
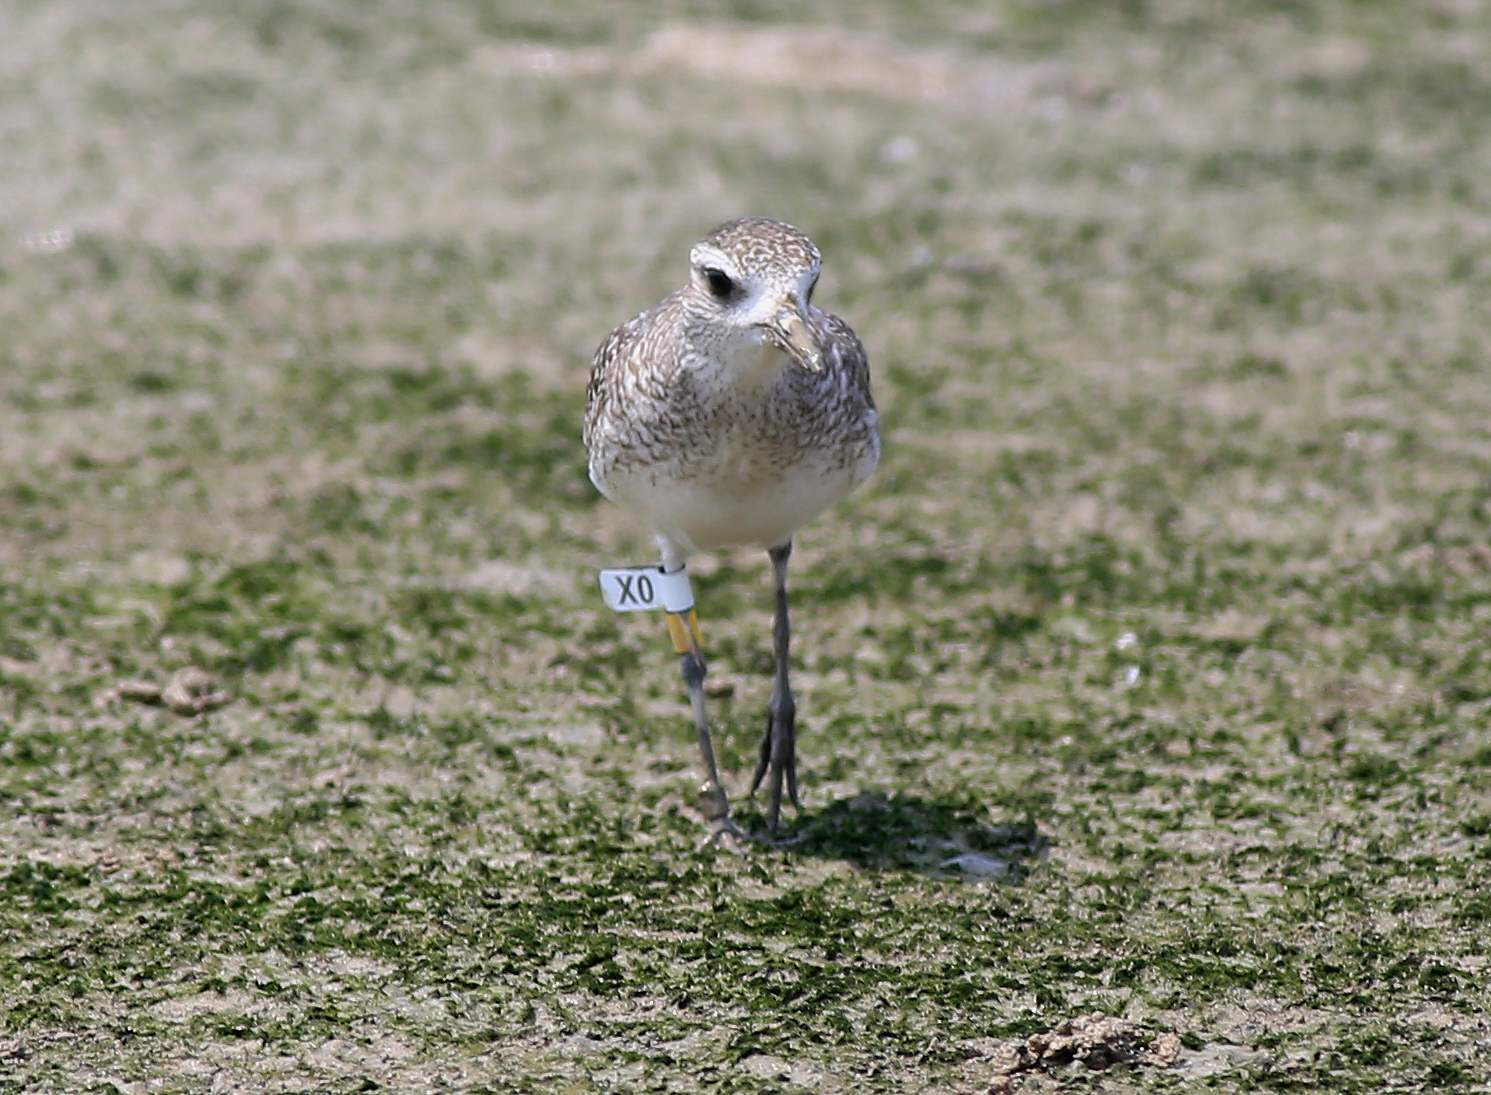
584 217 880 837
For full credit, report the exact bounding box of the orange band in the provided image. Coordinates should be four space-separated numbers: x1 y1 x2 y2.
665 610 703 654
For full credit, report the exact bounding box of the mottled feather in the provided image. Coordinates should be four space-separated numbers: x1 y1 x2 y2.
584 219 878 556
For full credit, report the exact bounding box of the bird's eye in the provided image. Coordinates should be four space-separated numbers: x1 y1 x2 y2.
805 273 820 304
702 267 735 299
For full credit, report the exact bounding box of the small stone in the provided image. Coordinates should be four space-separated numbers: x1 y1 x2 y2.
1149 1032 1182 1066
161 667 231 716
988 1042 1025 1075
115 680 164 705
939 852 1012 877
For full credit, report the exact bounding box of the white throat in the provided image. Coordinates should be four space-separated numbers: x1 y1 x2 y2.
717 329 789 391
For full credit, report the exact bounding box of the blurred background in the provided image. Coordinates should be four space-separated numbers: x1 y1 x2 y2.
4 1 1491 1090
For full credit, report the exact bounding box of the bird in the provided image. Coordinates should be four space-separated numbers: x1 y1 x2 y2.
584 217 880 839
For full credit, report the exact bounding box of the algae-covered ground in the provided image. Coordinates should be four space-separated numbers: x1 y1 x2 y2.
4 1 1491 1091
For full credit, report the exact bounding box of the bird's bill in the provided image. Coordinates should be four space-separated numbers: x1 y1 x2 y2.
765 306 824 373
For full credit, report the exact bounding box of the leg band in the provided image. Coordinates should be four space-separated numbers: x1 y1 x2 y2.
666 610 704 654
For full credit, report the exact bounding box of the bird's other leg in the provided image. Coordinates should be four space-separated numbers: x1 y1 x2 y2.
749 540 798 833
659 541 741 845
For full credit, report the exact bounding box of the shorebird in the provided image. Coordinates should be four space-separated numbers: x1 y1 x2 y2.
584 217 880 838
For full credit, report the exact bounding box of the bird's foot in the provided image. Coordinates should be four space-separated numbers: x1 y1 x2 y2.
700 811 810 850
700 814 754 852
696 781 750 851
747 692 800 835
694 780 808 849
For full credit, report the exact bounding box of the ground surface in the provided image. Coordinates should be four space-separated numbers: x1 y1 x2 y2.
4 1 1491 1091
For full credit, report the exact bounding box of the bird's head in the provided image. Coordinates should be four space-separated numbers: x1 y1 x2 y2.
684 217 824 373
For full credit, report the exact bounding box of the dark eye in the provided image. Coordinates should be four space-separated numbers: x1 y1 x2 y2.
703 267 735 299
805 273 820 304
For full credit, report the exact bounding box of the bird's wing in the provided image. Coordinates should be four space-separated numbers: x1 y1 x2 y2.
583 309 647 457
818 309 875 408
817 309 881 487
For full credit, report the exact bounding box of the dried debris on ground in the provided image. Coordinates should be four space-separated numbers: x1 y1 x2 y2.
985 1014 1181 1092
103 667 231 716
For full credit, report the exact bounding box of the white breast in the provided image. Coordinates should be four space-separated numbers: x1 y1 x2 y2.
618 451 866 553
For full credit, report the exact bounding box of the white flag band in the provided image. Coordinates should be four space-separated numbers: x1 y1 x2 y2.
598 566 694 613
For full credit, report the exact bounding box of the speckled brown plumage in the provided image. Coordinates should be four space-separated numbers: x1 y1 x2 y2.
584 218 879 560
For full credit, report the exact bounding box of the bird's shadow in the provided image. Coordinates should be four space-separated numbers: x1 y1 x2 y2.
737 791 1049 882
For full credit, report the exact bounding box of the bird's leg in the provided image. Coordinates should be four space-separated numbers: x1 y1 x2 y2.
664 586 744 846
749 540 799 833
678 638 728 823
